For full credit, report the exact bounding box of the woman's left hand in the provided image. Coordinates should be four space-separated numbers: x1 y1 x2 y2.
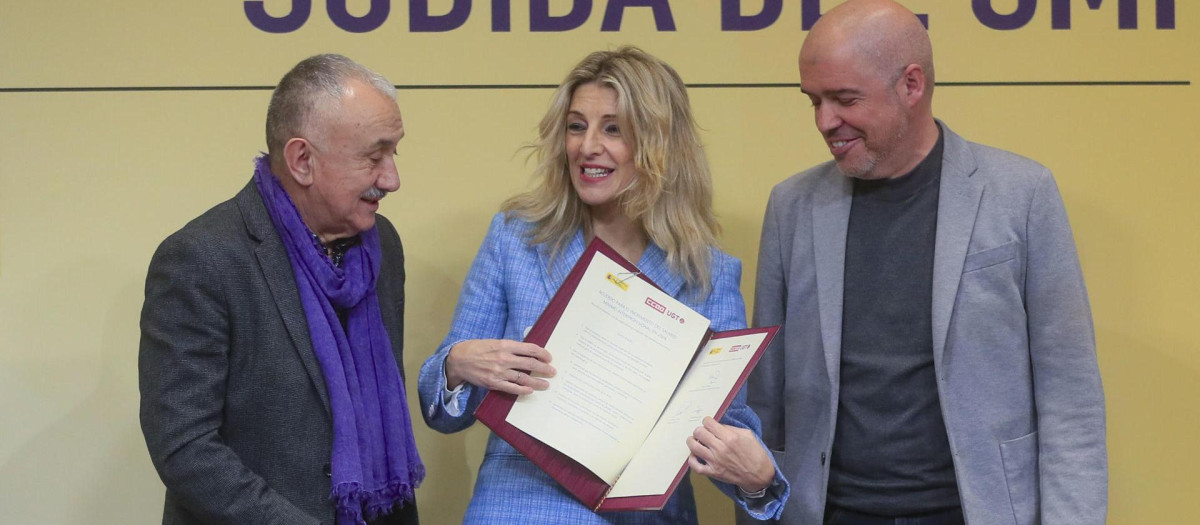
686 416 775 494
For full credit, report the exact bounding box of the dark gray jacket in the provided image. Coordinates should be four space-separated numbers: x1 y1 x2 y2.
139 181 415 524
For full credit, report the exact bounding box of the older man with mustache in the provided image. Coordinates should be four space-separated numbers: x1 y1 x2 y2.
139 54 423 525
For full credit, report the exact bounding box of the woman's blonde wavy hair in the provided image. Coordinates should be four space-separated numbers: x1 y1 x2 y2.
501 46 721 296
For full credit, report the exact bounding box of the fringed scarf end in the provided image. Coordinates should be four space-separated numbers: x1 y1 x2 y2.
331 478 420 524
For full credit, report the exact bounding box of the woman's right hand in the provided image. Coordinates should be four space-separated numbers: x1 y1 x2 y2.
445 339 556 396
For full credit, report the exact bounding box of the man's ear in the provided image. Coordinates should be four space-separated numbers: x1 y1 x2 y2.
282 137 315 187
897 63 927 108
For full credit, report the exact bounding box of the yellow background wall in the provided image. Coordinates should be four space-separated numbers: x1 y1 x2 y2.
1 1 1195 523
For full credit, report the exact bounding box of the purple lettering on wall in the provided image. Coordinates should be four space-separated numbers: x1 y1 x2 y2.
492 0 511 31
411 0 472 32
1051 0 1175 29
245 0 311 33
1052 0 1129 29
530 0 592 31
601 0 677 32
973 0 1037 30
243 0 1177 34
802 0 821 30
327 0 389 33
801 2 928 30
1157 0 1175 29
721 0 782 31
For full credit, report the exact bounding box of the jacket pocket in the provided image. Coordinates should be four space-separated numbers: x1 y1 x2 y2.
999 431 1041 525
963 241 1020 273
770 449 785 464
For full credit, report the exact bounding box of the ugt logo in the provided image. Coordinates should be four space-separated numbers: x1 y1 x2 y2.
644 297 686 324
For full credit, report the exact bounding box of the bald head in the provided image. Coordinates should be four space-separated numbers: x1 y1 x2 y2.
802 0 934 98
796 0 940 180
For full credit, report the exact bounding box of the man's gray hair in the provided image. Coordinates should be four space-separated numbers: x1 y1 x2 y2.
265 54 396 158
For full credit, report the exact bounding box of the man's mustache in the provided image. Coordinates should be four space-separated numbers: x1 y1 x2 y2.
361 187 387 201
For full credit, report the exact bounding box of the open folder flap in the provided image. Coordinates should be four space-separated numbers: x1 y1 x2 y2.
599 326 779 511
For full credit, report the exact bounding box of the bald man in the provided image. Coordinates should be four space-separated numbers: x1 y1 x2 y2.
744 1 1107 524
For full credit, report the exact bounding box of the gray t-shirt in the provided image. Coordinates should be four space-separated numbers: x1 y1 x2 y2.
828 127 961 516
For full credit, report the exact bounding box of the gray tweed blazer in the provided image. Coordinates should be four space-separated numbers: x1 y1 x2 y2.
139 181 417 524
741 124 1106 525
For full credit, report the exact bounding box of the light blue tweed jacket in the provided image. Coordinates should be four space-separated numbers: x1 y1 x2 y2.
418 213 789 524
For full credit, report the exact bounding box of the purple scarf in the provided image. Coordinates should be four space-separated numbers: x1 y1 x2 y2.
253 155 423 525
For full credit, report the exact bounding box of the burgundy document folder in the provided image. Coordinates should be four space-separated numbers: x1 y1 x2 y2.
474 237 779 511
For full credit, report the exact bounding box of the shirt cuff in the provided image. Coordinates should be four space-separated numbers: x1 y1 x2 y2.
737 485 769 500
440 357 468 418
735 466 789 520
738 484 771 516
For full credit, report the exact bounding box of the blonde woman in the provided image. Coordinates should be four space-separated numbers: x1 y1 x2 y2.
417 47 788 523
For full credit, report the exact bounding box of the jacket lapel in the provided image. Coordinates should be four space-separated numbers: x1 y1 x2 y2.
932 125 984 368
812 170 853 389
236 181 332 415
535 228 684 301
635 243 684 299
537 229 587 298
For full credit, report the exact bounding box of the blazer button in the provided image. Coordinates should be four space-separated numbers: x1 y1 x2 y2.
820 452 826 466
323 463 332 477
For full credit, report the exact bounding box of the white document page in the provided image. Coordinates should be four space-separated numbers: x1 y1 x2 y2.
607 332 767 498
505 252 710 484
